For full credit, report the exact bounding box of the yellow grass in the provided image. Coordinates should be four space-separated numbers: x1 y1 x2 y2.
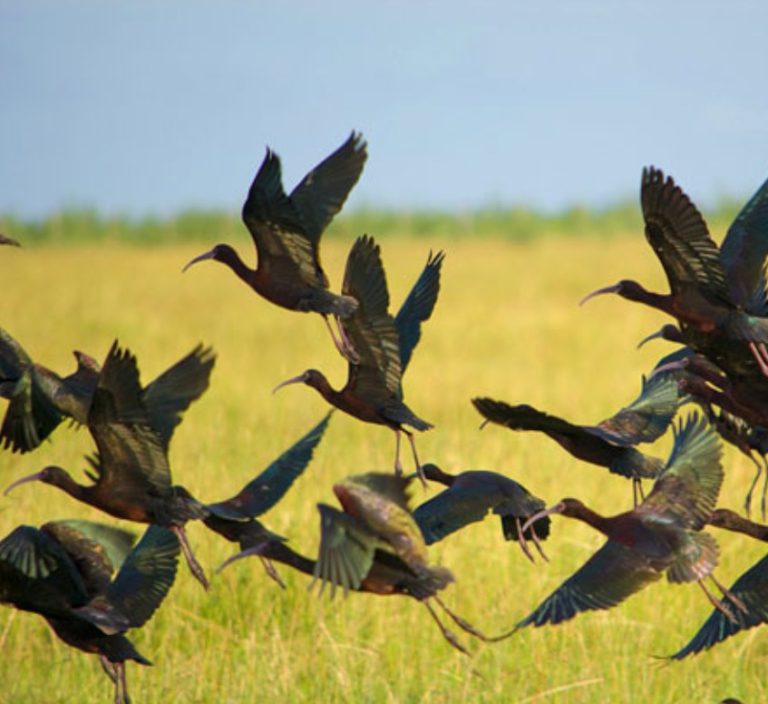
0 235 765 703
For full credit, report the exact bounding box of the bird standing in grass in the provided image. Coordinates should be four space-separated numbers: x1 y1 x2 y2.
183 132 367 360
273 235 443 481
411 462 550 562
516 414 739 629
0 520 180 704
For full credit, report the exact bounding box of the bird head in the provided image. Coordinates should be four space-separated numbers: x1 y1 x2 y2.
579 280 643 306
272 369 325 394
4 466 69 496
182 244 237 273
520 497 584 534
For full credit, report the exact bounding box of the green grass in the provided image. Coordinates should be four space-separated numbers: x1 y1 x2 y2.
0 233 765 703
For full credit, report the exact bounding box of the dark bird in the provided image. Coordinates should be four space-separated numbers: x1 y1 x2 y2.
204 413 331 587
0 233 20 247
670 508 768 658
273 235 443 480
582 167 768 376
5 342 211 589
0 520 179 704
222 473 509 653
411 462 551 563
516 413 741 629
0 327 215 454
183 132 367 360
472 370 679 504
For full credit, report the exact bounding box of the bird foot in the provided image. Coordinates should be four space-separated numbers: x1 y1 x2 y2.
260 557 287 590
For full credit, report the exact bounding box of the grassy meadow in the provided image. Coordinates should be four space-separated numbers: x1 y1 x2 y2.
0 219 765 702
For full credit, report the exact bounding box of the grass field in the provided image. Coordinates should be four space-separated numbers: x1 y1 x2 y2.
0 231 765 703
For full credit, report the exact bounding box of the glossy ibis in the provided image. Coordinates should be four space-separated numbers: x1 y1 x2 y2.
582 167 768 376
5 341 211 589
516 413 739 629
0 327 215 453
472 370 678 504
0 233 20 246
183 132 367 359
204 412 331 587
411 462 550 562
670 508 768 658
0 520 179 704
274 235 443 481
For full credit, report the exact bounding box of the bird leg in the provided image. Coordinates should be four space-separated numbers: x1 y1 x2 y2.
528 523 549 562
743 453 762 519
171 525 209 591
749 342 768 378
99 656 119 684
114 662 131 704
514 517 535 564
761 454 768 523
405 431 428 489
422 599 468 654
698 580 738 624
433 594 516 643
709 574 749 614
258 556 286 590
394 431 403 476
324 315 360 364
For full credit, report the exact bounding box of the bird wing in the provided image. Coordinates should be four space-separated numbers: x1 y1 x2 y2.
641 167 732 303
0 525 89 610
473 398 586 437
242 148 327 288
102 525 180 629
342 235 402 400
516 540 661 628
394 250 445 373
594 373 679 445
142 344 216 449
289 132 367 244
669 552 768 659
0 327 32 380
720 175 768 311
207 413 331 520
313 503 377 599
0 368 63 453
413 484 498 544
638 413 723 528
88 342 171 495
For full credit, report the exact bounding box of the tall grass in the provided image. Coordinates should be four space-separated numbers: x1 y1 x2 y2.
0 231 764 703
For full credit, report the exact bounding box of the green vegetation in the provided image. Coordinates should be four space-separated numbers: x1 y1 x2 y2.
0 199 744 245
0 236 763 702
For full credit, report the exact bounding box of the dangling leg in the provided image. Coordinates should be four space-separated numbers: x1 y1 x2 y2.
393 430 403 476
422 599 468 654
259 556 286 589
528 523 549 562
743 453 762 518
749 342 768 378
514 517 535 564
113 662 131 704
698 580 737 624
710 573 748 614
99 656 119 684
632 479 639 508
324 315 359 364
171 525 209 591
433 595 516 642
761 454 768 522
405 431 427 488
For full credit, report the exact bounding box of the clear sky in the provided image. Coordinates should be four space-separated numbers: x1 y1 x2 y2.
2 1 768 217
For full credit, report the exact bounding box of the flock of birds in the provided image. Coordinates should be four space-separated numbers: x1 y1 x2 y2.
3 132 768 702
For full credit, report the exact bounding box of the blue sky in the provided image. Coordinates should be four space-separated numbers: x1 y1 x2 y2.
2 1 768 217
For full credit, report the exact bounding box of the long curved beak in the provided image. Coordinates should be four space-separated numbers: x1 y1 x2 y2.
579 283 620 306
636 327 668 349
521 502 565 535
272 373 307 395
216 546 265 574
182 249 216 273
4 471 45 496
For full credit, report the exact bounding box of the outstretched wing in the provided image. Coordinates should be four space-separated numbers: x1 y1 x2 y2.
720 175 768 312
473 398 586 437
413 484 498 544
313 504 377 598
342 235 402 400
142 344 216 449
669 552 768 658
290 132 367 243
516 540 661 628
88 342 171 495
640 167 731 304
639 413 723 528
207 413 331 520
594 373 679 445
242 148 326 288
0 368 63 453
394 250 444 373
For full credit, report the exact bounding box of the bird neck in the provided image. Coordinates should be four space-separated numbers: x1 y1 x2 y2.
566 503 614 537
708 508 768 542
217 244 256 285
308 374 341 406
263 542 316 577
50 470 94 505
620 283 673 314
426 465 455 487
